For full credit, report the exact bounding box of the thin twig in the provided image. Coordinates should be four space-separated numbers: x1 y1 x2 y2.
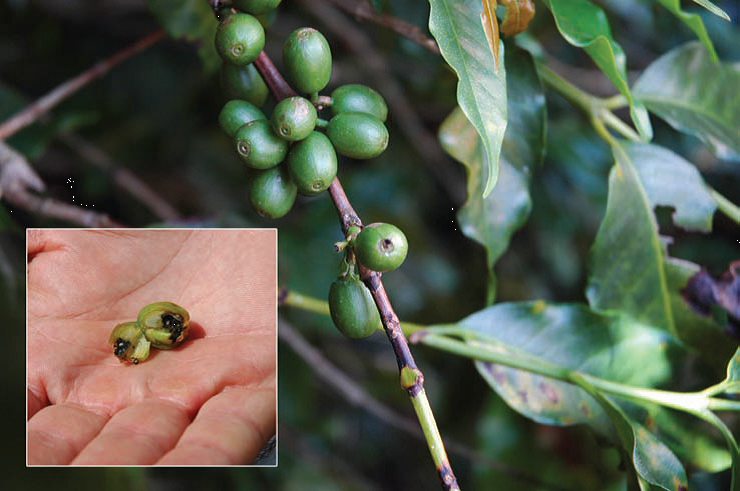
59 133 181 222
324 0 440 55
0 30 165 141
278 318 576 491
0 142 123 227
253 51 297 101
300 0 464 202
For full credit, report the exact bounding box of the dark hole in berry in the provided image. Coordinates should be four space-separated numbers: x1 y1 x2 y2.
381 238 394 252
114 338 130 357
161 313 184 342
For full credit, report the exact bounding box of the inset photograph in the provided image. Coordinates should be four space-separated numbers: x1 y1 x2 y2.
26 228 276 466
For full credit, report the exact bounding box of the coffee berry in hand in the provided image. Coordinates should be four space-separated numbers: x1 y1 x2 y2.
354 223 408 272
215 13 265 66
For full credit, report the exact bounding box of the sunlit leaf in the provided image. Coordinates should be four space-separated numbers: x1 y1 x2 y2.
653 0 718 61
439 45 544 301
586 144 675 336
500 0 535 37
429 0 507 197
634 41 740 160
542 0 652 141
624 143 716 233
586 143 734 362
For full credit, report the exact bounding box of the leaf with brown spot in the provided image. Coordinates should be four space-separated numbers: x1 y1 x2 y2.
500 0 535 37
480 0 500 71
681 260 740 338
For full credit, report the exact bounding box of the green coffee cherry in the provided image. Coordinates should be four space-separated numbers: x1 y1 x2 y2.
287 131 337 195
215 13 265 66
137 302 191 350
249 165 297 218
326 112 388 159
328 274 382 339
221 63 268 106
219 100 265 137
233 0 281 15
282 27 332 95
109 321 150 364
272 96 317 142
354 222 408 272
331 84 388 122
234 120 288 169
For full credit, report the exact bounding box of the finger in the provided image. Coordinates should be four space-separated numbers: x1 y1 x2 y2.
157 386 275 465
72 400 191 465
27 403 108 465
27 387 48 419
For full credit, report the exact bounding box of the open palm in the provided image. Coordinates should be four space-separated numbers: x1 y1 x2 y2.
27 229 276 465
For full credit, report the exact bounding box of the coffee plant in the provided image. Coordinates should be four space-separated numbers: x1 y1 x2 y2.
4 0 739 489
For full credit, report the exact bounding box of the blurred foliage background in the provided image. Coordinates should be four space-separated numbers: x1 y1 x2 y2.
3 0 739 489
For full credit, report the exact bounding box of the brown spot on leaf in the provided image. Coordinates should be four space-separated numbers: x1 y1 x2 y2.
539 381 559 404
681 260 740 338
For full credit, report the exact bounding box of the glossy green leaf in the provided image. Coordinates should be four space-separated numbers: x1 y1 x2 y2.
148 0 220 73
429 0 507 197
624 143 716 233
634 42 740 160
438 45 545 302
449 302 673 428
586 144 676 336
587 143 733 360
633 402 732 473
543 0 652 141
689 0 731 20
654 0 718 61
434 301 686 488
585 391 689 491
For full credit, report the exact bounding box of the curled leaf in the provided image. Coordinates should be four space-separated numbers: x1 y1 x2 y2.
500 0 535 37
480 0 500 71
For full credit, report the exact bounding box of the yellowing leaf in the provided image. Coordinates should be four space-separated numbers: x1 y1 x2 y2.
480 0 500 71
500 0 535 37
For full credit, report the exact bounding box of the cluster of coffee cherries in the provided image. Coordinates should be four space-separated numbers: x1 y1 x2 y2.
214 1 408 340
109 302 190 364
214 1 390 218
329 223 408 338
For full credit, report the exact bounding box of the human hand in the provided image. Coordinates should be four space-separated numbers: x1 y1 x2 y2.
27 229 276 465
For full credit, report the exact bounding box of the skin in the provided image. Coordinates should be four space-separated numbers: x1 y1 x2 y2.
27 229 276 465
